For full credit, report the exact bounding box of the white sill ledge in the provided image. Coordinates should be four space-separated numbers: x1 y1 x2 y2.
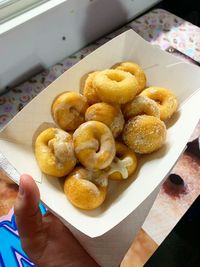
0 0 67 35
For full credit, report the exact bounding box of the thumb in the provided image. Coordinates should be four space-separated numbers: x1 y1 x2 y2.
14 174 42 242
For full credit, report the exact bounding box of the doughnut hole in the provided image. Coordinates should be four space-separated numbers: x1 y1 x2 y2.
106 71 124 82
123 115 167 154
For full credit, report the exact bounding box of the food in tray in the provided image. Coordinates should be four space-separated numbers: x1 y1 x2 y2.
122 95 160 119
73 121 116 170
82 71 101 105
51 91 88 131
85 102 124 138
107 141 138 181
92 69 138 104
64 167 108 210
123 115 167 154
140 87 178 121
34 61 178 210
114 61 146 93
35 128 76 177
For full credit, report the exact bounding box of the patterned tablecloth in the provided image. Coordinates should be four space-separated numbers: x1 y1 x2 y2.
0 8 200 267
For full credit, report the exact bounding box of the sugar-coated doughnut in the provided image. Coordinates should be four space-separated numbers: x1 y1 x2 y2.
122 95 160 120
93 69 138 104
123 115 167 154
73 121 116 170
35 128 76 177
115 62 146 93
85 102 125 138
140 87 178 121
108 142 137 180
82 71 101 105
52 91 88 131
64 167 108 210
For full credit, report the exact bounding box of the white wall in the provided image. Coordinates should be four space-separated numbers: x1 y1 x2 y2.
0 0 160 92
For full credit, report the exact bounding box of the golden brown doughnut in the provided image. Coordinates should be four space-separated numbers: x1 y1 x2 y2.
51 91 88 131
64 167 108 210
107 142 137 180
73 121 116 170
122 95 160 120
123 115 167 154
140 87 178 121
35 128 76 177
82 71 101 105
115 61 146 93
93 69 138 104
85 102 125 138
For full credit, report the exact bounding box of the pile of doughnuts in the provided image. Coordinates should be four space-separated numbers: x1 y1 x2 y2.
34 61 178 210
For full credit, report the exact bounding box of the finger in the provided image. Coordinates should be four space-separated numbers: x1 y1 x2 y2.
14 174 42 239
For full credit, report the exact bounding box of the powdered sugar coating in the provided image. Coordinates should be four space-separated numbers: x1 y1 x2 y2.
123 115 166 154
122 95 160 119
110 108 125 137
140 87 178 121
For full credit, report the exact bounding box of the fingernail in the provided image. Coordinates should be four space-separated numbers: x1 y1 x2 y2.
19 181 24 196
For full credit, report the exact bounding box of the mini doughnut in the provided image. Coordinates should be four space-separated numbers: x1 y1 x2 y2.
140 87 178 121
82 71 101 105
85 102 125 138
73 121 116 170
122 95 160 120
52 91 88 131
123 115 167 154
107 142 137 180
64 167 108 210
35 128 76 177
93 69 138 104
115 62 146 94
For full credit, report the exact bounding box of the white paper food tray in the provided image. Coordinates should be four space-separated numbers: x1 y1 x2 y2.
0 30 200 267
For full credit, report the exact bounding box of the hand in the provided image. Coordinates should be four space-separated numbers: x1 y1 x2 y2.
14 174 99 267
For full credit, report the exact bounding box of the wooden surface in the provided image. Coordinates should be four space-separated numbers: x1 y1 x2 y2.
0 173 18 216
121 229 158 267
